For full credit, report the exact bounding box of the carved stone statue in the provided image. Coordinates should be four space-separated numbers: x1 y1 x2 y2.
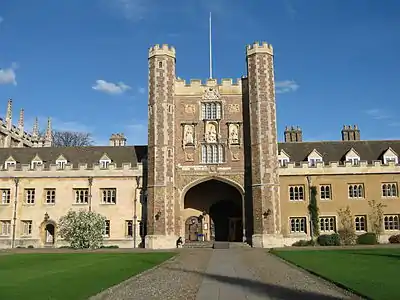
205 123 217 143
229 124 239 144
184 125 194 145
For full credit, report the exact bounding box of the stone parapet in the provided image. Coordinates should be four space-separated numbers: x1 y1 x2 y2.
145 234 179 249
148 44 176 58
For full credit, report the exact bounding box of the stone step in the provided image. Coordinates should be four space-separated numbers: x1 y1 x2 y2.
183 241 214 248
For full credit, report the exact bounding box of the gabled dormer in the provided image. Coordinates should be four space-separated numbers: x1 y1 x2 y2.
4 155 16 169
382 147 398 164
31 154 43 169
99 153 112 168
344 148 360 166
55 154 68 169
307 149 323 166
278 149 290 167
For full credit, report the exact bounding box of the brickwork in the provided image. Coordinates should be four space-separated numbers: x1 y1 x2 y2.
246 43 281 241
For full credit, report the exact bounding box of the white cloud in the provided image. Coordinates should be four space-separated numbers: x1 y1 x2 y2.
275 80 299 94
365 109 390 120
92 79 131 95
138 87 146 94
0 63 18 86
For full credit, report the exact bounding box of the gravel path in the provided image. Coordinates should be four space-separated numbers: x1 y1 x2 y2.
90 249 212 300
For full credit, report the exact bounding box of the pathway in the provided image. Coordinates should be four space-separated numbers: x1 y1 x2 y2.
92 248 361 300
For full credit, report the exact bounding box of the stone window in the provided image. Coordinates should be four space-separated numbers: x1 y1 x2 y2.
100 159 111 168
31 160 43 169
384 215 399 231
201 144 224 164
0 189 11 204
45 189 56 204
56 159 67 169
101 188 117 204
348 184 364 199
308 158 322 167
103 220 110 237
289 217 306 233
289 185 304 201
126 220 133 237
279 158 289 167
319 216 336 232
158 61 163 68
24 189 35 204
346 158 360 166
320 185 331 200
21 220 32 236
4 161 16 169
201 102 222 120
354 215 366 232
0 220 11 236
74 188 89 204
382 183 398 198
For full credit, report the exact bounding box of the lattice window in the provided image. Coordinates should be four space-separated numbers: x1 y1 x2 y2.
289 186 304 201
201 144 224 164
0 189 11 204
101 188 117 204
382 183 398 198
201 102 222 119
348 184 364 199
354 215 366 231
25 189 35 204
289 217 306 233
21 220 32 236
45 189 56 204
384 215 399 230
319 216 336 232
320 185 331 200
74 189 89 204
0 220 11 236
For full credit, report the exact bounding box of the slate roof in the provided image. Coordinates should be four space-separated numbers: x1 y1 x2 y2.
278 140 400 163
0 146 139 167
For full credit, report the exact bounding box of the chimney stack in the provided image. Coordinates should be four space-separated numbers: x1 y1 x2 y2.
109 133 127 146
341 125 360 141
284 126 303 142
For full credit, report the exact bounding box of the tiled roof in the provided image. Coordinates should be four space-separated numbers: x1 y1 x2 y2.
0 146 139 167
278 140 400 163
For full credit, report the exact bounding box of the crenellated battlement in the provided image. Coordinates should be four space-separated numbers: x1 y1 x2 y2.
0 162 143 176
148 44 176 58
279 160 400 176
246 41 274 56
174 78 243 96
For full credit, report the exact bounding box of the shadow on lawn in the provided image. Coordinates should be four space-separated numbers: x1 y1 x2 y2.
165 267 346 300
347 252 400 260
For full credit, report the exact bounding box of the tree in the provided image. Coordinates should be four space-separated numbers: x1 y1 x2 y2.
58 210 106 249
337 205 357 245
40 130 94 147
368 199 386 239
307 186 319 237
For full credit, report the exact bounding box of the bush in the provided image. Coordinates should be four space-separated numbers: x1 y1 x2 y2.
27 245 34 248
338 228 357 245
292 239 316 247
100 245 119 249
388 234 400 244
357 232 378 245
317 234 340 246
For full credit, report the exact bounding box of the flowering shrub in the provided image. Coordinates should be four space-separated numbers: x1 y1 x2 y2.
58 210 106 249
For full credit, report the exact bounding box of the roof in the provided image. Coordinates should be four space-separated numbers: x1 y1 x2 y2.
278 140 400 163
0 146 139 168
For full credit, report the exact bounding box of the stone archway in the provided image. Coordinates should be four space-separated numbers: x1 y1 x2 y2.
183 178 243 242
40 219 56 246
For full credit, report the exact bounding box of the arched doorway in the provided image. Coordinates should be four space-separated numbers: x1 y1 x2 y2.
184 179 243 242
44 223 55 245
185 216 200 242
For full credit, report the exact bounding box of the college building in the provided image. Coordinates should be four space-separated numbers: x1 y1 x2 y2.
0 41 399 249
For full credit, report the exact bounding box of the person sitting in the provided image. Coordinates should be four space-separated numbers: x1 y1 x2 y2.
176 237 183 248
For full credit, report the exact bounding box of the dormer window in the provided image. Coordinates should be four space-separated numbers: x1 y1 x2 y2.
345 148 360 166
56 160 67 169
31 161 42 169
307 149 323 167
278 149 290 167
4 161 16 169
100 160 110 168
382 147 398 164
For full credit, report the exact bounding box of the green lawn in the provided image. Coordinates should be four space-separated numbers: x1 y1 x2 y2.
0 252 175 300
271 248 400 300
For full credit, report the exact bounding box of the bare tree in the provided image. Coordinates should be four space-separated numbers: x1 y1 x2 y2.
39 130 94 147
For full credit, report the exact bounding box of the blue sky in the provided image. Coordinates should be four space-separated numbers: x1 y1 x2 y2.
0 0 399 145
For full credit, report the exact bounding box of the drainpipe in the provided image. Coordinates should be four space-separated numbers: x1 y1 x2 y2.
11 177 19 249
88 177 93 212
133 176 142 248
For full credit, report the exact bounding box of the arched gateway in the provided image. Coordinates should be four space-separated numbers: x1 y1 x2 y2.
183 178 244 243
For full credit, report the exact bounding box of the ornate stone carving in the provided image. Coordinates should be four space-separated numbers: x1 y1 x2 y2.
185 152 194 161
205 122 217 143
231 150 240 161
228 104 240 113
202 87 221 100
183 124 195 146
184 104 195 114
228 123 240 145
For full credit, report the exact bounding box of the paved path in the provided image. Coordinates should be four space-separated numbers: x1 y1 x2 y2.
92 248 361 300
194 248 360 300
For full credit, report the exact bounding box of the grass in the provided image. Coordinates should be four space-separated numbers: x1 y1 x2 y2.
0 252 175 300
271 248 400 300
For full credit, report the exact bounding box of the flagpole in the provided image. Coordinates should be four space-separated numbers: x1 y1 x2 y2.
209 12 213 79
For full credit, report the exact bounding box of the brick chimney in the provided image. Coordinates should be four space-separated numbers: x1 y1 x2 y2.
109 133 127 146
284 126 302 142
341 125 360 141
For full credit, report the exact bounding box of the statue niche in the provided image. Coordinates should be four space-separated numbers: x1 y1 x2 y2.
183 124 195 146
205 122 218 143
229 124 240 145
